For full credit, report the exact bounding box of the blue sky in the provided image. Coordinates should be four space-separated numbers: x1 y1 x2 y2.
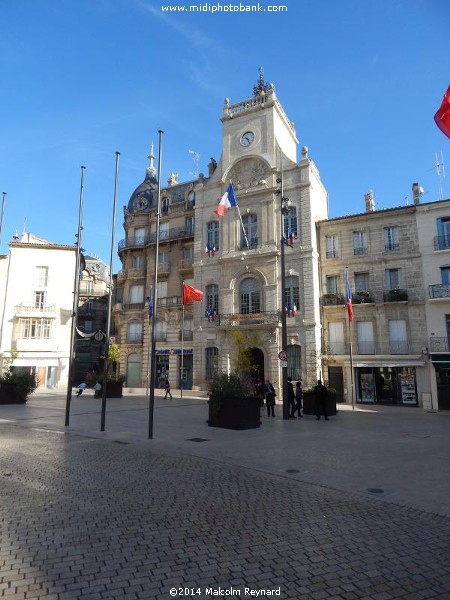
0 0 449 268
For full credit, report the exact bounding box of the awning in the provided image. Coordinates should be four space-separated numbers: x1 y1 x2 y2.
431 355 450 370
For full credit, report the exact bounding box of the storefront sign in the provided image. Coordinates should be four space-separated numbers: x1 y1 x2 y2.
399 372 417 405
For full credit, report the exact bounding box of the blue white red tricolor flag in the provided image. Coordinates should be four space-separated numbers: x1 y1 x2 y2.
214 183 238 217
148 286 153 319
434 85 450 139
345 271 353 321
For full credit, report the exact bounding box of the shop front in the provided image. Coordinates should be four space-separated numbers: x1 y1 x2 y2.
355 366 418 405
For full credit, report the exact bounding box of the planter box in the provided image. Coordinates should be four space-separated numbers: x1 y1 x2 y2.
106 381 124 398
208 395 261 430
0 382 28 404
302 390 337 416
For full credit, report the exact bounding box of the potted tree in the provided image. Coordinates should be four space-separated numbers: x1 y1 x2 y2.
207 372 261 430
0 351 38 404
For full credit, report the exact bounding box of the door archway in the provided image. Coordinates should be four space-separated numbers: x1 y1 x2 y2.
248 347 264 385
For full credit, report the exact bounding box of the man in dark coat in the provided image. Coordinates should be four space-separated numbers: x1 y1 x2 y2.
287 377 296 418
314 379 329 420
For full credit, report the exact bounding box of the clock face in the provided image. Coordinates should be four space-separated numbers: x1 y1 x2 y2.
240 131 255 147
134 196 149 211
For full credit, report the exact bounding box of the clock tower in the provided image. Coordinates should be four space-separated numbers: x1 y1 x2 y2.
219 72 299 177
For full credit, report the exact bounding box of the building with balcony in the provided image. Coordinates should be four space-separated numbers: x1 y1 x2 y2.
318 191 429 407
113 76 328 392
416 198 450 410
0 232 76 389
73 255 109 384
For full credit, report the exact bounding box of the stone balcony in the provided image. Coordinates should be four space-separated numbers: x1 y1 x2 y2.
214 312 280 328
14 304 57 318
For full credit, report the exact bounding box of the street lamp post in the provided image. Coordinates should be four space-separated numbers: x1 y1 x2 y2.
276 171 290 420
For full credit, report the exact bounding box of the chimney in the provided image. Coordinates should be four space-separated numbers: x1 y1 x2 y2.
412 182 420 205
364 190 375 212
167 172 178 186
208 157 217 176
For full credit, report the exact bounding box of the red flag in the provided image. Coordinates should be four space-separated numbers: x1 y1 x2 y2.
183 283 204 305
434 85 450 139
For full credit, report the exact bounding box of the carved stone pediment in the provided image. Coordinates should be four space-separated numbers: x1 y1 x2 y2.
226 158 269 191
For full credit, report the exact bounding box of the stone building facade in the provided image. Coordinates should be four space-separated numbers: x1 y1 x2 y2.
416 198 450 410
113 81 328 394
318 193 430 407
112 79 450 410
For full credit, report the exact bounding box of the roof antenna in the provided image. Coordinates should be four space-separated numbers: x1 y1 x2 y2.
435 151 446 200
188 150 200 178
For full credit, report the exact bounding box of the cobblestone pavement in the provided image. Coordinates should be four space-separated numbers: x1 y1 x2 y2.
1 425 450 600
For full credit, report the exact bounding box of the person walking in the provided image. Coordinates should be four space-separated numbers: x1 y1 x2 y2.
295 380 303 418
314 379 329 420
264 379 276 417
76 382 87 397
287 377 296 418
164 378 173 400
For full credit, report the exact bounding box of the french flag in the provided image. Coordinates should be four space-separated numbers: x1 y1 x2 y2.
346 271 353 321
214 183 238 217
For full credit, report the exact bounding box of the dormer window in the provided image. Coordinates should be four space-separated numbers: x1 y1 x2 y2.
161 197 169 215
187 191 195 209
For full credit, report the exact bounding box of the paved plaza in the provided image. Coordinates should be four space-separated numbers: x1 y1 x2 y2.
1 390 450 599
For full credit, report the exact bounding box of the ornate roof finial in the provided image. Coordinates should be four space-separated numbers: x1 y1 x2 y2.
253 66 270 97
147 142 156 177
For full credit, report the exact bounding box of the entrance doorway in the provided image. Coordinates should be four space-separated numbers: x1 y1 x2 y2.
328 366 344 403
126 353 141 387
248 347 264 385
436 368 450 410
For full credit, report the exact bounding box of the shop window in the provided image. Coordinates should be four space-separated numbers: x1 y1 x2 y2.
287 344 301 380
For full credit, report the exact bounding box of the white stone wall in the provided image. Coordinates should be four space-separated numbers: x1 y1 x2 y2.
0 240 76 388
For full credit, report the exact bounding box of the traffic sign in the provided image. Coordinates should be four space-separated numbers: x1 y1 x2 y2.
278 350 288 361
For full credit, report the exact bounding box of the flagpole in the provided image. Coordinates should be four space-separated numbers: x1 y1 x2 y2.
146 285 152 397
277 150 289 420
181 282 184 399
100 152 120 431
65 166 85 427
0 192 6 253
148 130 164 439
229 181 249 248
346 267 355 410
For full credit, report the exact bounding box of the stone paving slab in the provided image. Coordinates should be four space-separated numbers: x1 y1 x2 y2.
1 425 450 599
2 390 450 518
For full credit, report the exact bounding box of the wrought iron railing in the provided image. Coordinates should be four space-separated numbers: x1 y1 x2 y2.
352 290 374 304
322 293 345 306
429 284 450 299
353 246 368 256
383 288 408 302
384 242 400 252
430 337 450 352
434 236 450 251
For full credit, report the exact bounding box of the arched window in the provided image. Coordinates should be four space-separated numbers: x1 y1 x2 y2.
161 197 169 215
239 278 261 314
127 320 142 344
287 344 302 381
187 190 195 209
205 347 219 379
207 221 219 251
283 206 298 239
241 214 258 250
